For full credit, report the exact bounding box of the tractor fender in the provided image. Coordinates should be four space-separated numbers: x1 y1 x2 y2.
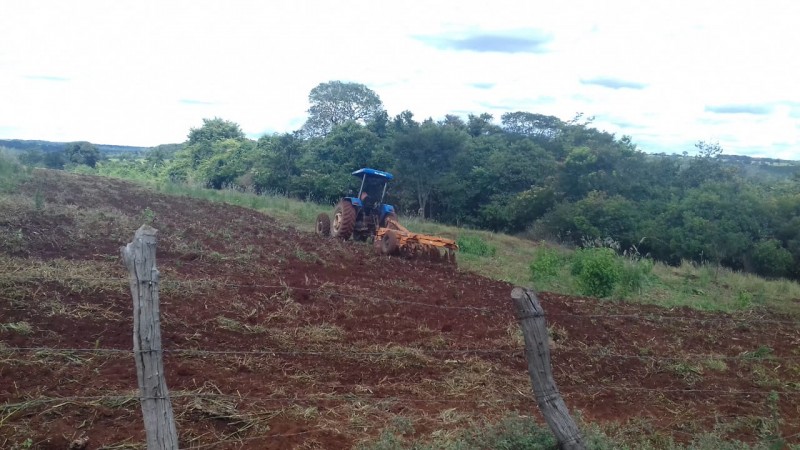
380 204 395 219
344 197 363 207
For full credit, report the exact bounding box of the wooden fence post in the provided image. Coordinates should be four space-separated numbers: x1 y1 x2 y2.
122 225 179 449
511 287 586 450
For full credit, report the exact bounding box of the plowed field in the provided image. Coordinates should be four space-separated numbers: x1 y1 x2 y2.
1 170 798 449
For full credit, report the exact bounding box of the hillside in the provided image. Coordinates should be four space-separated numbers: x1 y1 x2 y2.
0 138 149 155
1 169 799 449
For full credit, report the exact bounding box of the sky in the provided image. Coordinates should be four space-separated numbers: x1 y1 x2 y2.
1 1 799 159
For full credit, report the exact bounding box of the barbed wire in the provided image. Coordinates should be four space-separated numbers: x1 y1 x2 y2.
189 428 322 450
7 389 800 449
0 392 528 411
4 385 800 413
2 275 799 326
3 345 800 363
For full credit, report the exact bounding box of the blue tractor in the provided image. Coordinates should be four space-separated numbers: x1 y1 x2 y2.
316 168 458 261
315 168 397 242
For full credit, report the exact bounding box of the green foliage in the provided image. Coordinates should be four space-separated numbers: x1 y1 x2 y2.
55 81 800 282
63 141 100 168
10 437 33 450
456 415 557 449
139 207 156 225
457 235 496 257
361 413 791 449
501 111 563 140
187 117 245 145
0 152 29 192
571 247 623 298
541 192 640 248
302 81 385 138
616 257 655 297
750 239 794 278
393 116 468 218
529 246 565 282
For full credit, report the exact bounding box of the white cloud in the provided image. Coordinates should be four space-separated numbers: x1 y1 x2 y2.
1 0 799 158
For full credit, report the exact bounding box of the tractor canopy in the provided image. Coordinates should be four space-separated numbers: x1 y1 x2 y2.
351 168 393 181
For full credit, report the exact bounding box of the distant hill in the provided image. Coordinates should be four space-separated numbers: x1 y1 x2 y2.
0 139 149 155
649 152 800 181
719 154 800 180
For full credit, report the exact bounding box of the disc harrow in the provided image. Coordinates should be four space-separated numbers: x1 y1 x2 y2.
374 217 458 264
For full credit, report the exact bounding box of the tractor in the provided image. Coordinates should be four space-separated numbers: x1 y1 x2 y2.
315 168 457 262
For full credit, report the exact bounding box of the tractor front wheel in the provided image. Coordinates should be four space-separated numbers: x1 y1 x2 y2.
381 230 399 255
315 213 331 237
332 201 356 240
382 212 399 228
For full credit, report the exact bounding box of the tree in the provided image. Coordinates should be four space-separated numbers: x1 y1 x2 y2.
187 118 245 145
301 81 385 138
182 118 247 170
501 111 563 140
294 122 386 203
393 121 468 218
466 113 500 137
750 239 794 278
678 140 735 188
165 118 249 183
196 139 255 189
252 132 306 195
63 141 100 167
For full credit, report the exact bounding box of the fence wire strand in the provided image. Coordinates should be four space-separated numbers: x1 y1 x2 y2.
3 273 800 447
2 345 800 363
2 275 799 326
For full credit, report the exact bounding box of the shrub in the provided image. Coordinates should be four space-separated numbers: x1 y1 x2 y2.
0 152 27 192
750 239 793 279
457 234 497 257
459 415 557 449
529 246 565 282
571 247 622 298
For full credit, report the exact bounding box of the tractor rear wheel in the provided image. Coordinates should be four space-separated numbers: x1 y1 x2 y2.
332 200 356 240
315 213 331 237
381 230 399 255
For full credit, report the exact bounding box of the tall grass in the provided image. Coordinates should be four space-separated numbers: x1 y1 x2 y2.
0 151 29 192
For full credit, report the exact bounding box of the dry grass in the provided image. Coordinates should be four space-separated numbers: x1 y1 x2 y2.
359 343 434 370
215 316 267 334
297 324 345 344
0 321 33 335
265 295 304 323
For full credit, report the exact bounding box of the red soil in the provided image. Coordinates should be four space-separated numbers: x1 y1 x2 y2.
1 170 798 449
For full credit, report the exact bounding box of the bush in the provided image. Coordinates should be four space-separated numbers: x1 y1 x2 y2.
457 234 497 257
0 152 28 192
458 415 557 449
750 239 793 279
571 248 622 298
529 246 565 282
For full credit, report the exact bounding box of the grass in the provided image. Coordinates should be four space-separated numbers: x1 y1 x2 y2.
0 152 30 193
0 322 33 335
360 413 798 450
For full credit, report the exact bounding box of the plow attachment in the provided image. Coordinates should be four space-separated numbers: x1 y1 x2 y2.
373 217 458 264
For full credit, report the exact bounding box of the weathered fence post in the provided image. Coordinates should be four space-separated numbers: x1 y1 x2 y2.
511 287 586 450
122 225 179 449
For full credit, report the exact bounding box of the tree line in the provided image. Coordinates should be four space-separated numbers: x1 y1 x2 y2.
21 81 800 280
